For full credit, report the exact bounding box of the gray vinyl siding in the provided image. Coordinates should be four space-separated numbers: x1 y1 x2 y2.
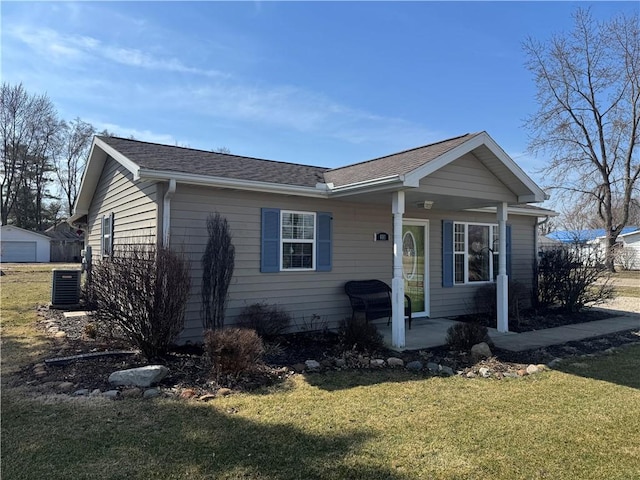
170 185 393 342
86 156 158 255
171 184 538 342
419 153 518 203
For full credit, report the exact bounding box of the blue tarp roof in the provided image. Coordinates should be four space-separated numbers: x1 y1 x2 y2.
547 227 640 243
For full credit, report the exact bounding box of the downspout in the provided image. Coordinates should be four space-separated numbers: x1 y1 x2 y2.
162 179 176 247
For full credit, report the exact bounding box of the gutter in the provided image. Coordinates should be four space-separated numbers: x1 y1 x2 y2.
163 179 176 247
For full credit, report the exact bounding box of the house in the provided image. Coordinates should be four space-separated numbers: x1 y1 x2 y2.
547 227 640 268
0 225 51 263
69 131 553 348
44 222 84 263
617 229 640 270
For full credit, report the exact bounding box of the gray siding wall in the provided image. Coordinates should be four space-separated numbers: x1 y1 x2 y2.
86 157 158 255
420 153 518 203
171 186 393 342
171 185 538 342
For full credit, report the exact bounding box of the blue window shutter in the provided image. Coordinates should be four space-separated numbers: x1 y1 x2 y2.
100 215 105 256
261 208 280 272
442 220 454 287
506 224 512 277
109 212 114 257
316 212 332 271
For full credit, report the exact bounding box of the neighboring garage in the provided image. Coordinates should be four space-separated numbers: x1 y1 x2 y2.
0 225 51 263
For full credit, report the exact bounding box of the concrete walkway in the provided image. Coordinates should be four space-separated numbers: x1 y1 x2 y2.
381 313 640 352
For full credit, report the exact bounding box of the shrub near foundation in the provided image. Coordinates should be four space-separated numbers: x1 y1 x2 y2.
204 328 264 375
88 244 191 359
446 322 489 351
236 302 291 339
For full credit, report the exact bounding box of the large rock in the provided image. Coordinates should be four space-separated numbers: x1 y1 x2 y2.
108 365 169 388
406 360 423 372
470 342 492 363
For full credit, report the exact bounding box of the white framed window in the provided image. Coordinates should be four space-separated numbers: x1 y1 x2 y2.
454 222 500 284
280 211 316 270
102 213 113 257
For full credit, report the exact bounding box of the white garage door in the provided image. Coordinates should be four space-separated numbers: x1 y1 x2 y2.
1 241 37 262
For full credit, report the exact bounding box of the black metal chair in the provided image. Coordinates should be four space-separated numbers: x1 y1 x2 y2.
344 279 412 329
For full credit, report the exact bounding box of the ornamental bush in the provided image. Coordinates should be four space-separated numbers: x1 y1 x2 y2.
88 243 191 359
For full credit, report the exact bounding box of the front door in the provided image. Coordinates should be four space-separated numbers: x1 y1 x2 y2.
402 220 430 317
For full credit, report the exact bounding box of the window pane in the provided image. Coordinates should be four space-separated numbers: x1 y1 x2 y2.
454 224 465 252
468 225 490 282
282 242 313 269
454 253 465 284
282 213 314 240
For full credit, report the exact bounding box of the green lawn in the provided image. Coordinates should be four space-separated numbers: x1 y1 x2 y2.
2 265 640 480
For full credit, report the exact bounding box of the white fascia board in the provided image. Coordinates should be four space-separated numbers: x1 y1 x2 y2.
467 206 558 217
325 175 405 197
404 132 547 202
93 137 141 179
138 169 329 198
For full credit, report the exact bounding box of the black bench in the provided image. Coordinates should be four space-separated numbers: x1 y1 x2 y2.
344 280 412 329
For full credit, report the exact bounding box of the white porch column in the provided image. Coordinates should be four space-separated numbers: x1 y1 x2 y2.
496 202 509 332
392 191 406 348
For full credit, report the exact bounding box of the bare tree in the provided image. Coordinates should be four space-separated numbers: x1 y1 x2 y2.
524 8 640 270
54 118 95 216
1 83 61 226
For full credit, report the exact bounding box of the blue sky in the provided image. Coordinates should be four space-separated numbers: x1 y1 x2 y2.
2 1 638 194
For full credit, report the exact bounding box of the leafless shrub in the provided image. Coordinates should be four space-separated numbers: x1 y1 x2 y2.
201 212 235 330
236 302 291 339
204 328 264 376
446 323 489 351
536 246 614 312
88 243 191 359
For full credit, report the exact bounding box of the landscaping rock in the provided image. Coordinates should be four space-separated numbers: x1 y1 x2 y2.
547 358 563 368
466 371 477 378
103 390 121 400
292 363 305 373
426 362 439 373
73 388 89 396
440 366 455 376
199 394 217 402
217 388 232 397
320 359 334 369
526 364 540 375
57 381 75 393
180 388 198 400
334 358 346 368
479 367 491 378
108 365 169 387
406 360 423 372
386 357 404 368
370 359 385 368
470 342 492 363
304 360 321 372
516 369 527 377
90 389 102 396
143 388 161 399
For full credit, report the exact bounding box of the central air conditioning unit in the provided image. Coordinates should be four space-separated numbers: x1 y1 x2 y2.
51 269 81 307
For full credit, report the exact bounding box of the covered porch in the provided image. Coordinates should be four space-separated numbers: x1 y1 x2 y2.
326 132 549 349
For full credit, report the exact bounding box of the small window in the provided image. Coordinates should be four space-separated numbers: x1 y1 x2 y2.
281 211 316 270
102 214 113 257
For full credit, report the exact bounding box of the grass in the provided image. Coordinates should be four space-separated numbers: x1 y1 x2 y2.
2 265 640 480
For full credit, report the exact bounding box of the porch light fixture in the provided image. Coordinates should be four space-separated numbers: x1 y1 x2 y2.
416 201 434 210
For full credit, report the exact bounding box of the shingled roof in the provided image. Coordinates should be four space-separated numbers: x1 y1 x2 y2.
98 136 329 188
324 133 479 187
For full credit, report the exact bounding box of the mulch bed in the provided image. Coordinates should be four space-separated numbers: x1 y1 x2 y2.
15 305 639 397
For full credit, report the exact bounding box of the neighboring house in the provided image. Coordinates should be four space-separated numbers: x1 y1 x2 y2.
69 131 553 348
617 229 640 270
547 227 640 267
0 225 51 263
44 222 84 263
